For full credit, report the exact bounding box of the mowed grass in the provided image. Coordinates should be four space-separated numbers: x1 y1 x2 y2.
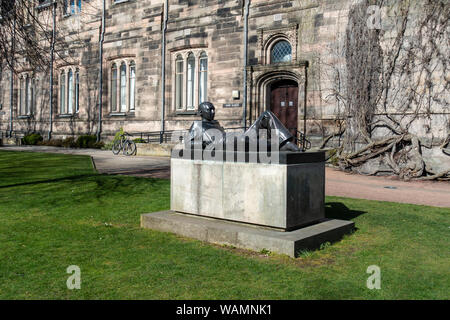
0 150 448 300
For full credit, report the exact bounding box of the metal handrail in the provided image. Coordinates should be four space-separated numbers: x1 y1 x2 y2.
289 129 311 151
298 131 312 151
4 130 26 139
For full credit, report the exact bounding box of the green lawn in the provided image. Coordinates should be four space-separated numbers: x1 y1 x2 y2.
0 150 448 300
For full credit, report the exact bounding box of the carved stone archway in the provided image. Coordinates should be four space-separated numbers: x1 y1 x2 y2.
246 61 308 129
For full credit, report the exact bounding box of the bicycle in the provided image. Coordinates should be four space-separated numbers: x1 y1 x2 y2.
112 132 137 156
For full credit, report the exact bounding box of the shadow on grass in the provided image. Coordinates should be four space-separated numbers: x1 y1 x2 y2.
325 202 366 220
0 174 97 189
101 167 170 179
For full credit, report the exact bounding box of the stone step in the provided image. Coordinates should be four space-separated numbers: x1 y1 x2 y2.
141 210 355 258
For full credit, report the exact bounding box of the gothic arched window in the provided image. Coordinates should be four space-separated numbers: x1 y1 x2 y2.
173 50 208 111
110 60 137 113
58 67 80 115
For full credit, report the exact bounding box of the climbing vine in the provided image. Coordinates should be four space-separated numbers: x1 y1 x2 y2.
320 0 449 181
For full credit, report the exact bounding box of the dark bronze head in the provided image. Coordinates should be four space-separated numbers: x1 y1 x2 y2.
260 112 271 129
198 102 215 121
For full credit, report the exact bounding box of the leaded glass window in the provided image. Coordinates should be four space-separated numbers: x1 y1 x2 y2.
271 40 292 64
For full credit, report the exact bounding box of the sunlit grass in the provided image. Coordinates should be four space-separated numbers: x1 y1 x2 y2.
0 150 448 299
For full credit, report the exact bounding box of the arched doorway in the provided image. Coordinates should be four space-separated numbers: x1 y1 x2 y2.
269 79 299 136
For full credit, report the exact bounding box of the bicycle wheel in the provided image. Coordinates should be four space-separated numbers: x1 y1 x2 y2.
124 140 136 156
112 140 122 155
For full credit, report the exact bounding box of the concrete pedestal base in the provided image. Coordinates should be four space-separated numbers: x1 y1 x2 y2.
171 152 326 230
141 211 354 258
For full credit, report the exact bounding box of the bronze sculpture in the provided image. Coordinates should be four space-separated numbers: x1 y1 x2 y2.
188 102 301 152
188 102 226 150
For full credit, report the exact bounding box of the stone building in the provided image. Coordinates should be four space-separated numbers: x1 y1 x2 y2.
0 0 448 157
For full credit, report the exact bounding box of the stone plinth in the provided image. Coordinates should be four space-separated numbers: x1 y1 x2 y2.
170 151 325 231
142 150 356 257
141 211 355 258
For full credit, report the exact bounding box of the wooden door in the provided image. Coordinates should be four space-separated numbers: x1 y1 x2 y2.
270 80 299 136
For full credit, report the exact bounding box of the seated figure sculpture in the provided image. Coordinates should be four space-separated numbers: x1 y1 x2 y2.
188 102 301 152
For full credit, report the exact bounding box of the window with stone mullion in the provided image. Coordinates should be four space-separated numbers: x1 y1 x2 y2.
174 51 208 111
110 60 136 113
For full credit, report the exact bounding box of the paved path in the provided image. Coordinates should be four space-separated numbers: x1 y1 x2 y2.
1 145 449 208
0 145 171 179
326 168 450 208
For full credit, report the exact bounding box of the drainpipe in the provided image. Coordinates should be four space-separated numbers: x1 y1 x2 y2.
48 1 56 140
242 0 250 131
8 16 15 138
303 62 308 151
97 0 106 142
160 0 168 144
